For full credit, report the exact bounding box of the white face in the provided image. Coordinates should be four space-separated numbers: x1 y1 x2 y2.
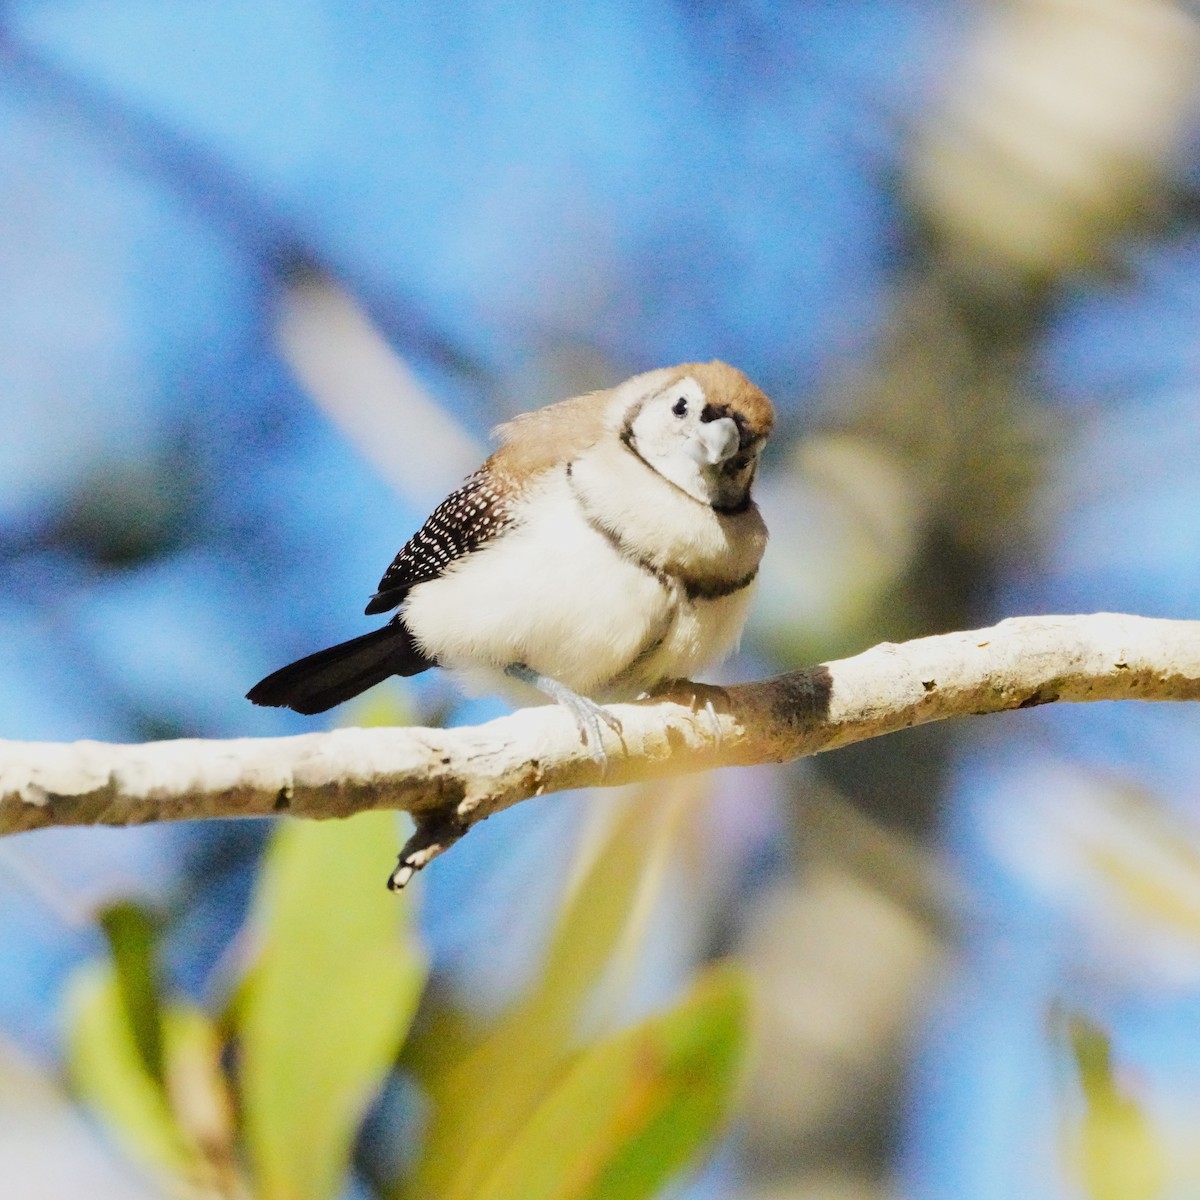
623 375 761 512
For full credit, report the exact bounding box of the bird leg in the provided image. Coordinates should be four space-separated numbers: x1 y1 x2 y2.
504 663 622 766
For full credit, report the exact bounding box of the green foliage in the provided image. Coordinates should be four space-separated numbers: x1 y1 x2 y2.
69 813 426 1200
97 902 166 1083
469 964 747 1200
68 959 200 1180
402 782 748 1200
65 791 750 1200
239 811 428 1200
68 958 238 1193
1062 1012 1167 1200
70 896 238 1192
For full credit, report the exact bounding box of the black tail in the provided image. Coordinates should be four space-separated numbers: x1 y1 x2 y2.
246 622 433 715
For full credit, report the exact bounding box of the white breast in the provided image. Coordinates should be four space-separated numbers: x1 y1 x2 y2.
401 461 761 704
621 583 756 696
401 470 672 700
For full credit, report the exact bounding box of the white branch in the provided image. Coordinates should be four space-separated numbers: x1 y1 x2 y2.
4 614 1199 883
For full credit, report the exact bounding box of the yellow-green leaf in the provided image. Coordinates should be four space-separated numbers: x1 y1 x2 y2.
69 959 246 1193
98 902 165 1084
240 812 427 1200
1064 1014 1167 1200
66 961 195 1180
473 962 750 1200
538 781 696 1027
406 782 697 1200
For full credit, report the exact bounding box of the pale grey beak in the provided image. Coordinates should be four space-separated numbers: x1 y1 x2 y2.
689 416 740 465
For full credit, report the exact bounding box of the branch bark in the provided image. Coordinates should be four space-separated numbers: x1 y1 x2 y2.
3 614 1198 883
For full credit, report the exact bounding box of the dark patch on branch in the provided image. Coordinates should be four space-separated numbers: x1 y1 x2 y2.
768 666 835 727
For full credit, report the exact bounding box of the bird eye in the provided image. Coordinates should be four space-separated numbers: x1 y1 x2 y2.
671 397 688 417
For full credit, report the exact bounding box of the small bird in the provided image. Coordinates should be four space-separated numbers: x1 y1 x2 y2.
247 360 773 760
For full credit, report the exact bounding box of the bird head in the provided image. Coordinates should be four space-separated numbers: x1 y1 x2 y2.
621 361 774 513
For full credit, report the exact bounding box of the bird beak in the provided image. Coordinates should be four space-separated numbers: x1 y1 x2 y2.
689 416 740 465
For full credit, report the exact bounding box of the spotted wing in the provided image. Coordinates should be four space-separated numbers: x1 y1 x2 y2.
364 469 514 615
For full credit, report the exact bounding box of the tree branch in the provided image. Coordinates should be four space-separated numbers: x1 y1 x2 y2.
3 614 1198 884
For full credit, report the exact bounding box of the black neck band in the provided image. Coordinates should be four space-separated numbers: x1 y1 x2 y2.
566 463 758 601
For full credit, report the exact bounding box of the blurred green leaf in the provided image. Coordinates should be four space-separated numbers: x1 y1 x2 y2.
69 910 245 1195
239 811 427 1200
472 962 749 1200
405 782 696 1200
537 781 692 1024
1064 1013 1167 1200
67 960 195 1180
98 901 165 1084
342 687 414 728
1081 789 1200 943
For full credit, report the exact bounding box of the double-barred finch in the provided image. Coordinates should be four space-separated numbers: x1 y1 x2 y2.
248 360 774 841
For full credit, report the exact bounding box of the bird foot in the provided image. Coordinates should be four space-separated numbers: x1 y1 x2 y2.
504 663 622 768
387 808 467 891
644 678 727 747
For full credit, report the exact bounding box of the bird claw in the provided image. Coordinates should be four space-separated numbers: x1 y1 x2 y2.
651 679 727 748
703 697 723 749
504 663 621 769
558 690 622 768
